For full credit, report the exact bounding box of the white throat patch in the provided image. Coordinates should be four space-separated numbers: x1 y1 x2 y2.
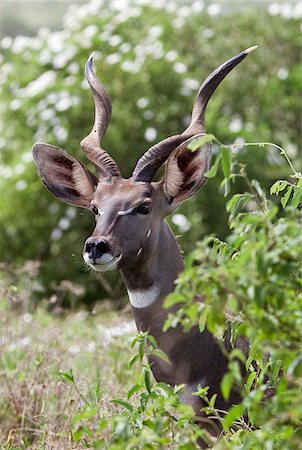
127 286 160 309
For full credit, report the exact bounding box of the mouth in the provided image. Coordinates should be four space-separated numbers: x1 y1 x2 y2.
84 254 122 272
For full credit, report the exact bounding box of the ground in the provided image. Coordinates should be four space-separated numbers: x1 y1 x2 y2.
0 297 139 448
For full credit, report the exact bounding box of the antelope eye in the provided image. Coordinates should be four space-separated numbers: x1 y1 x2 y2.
134 203 151 215
90 205 99 216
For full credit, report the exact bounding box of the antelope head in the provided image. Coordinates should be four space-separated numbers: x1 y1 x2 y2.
33 47 256 273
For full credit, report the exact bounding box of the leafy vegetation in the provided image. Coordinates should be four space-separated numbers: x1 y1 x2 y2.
164 139 302 448
0 2 301 448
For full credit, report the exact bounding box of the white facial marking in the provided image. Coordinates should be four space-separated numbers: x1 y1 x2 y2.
84 254 122 272
146 229 151 238
127 286 160 309
100 253 115 264
136 248 143 256
117 207 134 216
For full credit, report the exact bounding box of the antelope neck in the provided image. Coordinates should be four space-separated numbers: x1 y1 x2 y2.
120 221 184 324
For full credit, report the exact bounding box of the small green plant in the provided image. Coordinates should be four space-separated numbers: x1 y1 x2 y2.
57 332 204 449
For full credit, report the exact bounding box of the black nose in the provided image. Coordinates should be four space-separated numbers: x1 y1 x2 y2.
84 238 110 261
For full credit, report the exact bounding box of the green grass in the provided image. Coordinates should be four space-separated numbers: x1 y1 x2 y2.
0 266 204 450
0 297 139 448
0 297 202 449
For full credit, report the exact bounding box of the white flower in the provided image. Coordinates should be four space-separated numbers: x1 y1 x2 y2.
22 71 56 98
144 127 157 142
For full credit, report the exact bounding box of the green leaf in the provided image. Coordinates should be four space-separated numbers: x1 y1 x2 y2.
98 419 108 429
173 383 186 395
163 313 180 331
268 204 279 220
205 153 221 178
229 348 246 363
139 341 145 361
288 355 302 377
152 348 171 365
58 369 75 384
221 146 232 179
198 305 210 332
127 383 142 399
277 378 289 395
223 403 244 430
226 193 252 215
291 187 302 208
162 317 172 332
140 392 149 411
187 133 215 152
143 367 152 394
245 371 256 392
156 382 174 395
270 179 289 195
221 372 234 400
222 178 231 197
143 418 155 429
226 193 242 213
147 334 157 347
164 292 184 308
130 335 141 348
111 399 134 413
281 186 293 208
72 426 85 443
209 393 217 408
72 407 98 424
129 354 140 368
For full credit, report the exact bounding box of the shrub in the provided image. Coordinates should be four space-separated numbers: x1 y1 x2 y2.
164 139 302 448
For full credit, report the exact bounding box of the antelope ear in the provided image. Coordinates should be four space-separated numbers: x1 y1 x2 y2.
163 134 212 208
33 142 98 208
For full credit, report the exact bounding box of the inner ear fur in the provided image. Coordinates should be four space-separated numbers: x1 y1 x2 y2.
33 142 98 208
163 135 212 205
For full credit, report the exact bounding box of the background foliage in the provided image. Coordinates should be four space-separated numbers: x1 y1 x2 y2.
0 2 301 448
0 1 301 305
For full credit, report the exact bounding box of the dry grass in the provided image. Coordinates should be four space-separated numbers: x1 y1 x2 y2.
0 296 138 449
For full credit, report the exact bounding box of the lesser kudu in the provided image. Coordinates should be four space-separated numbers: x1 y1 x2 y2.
33 46 257 440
